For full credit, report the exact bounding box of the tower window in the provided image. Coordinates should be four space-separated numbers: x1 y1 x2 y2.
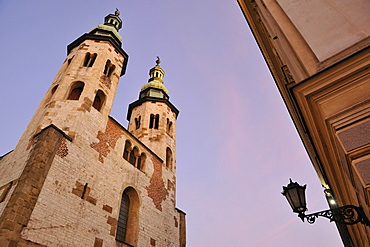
149 114 154 129
67 56 74 65
135 116 141 129
166 147 173 170
103 60 116 77
83 52 97 67
51 85 58 95
44 85 59 104
149 114 160 129
166 118 173 135
154 114 159 129
92 90 106 111
67 81 84 100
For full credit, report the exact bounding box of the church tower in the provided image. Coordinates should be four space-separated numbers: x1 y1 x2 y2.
127 57 179 175
0 11 186 247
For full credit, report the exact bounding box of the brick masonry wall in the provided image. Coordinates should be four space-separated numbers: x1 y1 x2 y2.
19 118 182 247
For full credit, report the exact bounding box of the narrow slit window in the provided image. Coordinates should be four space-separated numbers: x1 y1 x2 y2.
166 118 173 134
83 53 91 67
154 114 160 129
135 116 141 129
149 114 154 129
83 53 97 67
67 56 74 65
103 60 115 77
88 53 97 67
168 122 173 134
103 60 111 75
166 147 173 170
108 64 115 77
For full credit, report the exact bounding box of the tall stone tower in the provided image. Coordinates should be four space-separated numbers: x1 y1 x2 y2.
0 11 186 247
127 57 179 174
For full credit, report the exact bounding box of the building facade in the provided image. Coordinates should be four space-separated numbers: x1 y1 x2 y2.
237 0 370 246
0 11 186 247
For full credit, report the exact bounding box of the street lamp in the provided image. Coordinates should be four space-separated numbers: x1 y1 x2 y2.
282 179 370 227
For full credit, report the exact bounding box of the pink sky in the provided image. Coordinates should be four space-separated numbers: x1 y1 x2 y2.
0 1 344 246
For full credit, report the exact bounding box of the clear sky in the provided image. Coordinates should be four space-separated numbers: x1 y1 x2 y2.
0 1 344 246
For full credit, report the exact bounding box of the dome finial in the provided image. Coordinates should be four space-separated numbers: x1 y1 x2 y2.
156 56 161 65
115 8 120 16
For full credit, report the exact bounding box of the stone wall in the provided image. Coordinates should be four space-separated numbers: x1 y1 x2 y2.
7 118 183 246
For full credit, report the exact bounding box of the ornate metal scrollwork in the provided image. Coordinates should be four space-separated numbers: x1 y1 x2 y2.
302 205 370 227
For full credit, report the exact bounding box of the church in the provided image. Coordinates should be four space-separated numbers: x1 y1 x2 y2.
0 11 186 247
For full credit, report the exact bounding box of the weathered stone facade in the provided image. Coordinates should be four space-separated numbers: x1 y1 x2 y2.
238 1 369 246
0 12 186 247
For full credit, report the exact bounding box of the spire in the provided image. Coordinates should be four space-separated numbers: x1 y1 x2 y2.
103 9 123 31
140 57 169 99
67 10 129 75
127 57 179 122
88 10 123 41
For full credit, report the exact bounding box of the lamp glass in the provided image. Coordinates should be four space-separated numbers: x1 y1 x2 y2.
282 179 307 213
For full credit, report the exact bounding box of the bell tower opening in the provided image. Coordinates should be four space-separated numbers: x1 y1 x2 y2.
92 90 106 111
67 81 84 100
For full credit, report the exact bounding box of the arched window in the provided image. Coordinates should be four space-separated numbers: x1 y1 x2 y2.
123 140 131 160
83 53 91 67
116 193 129 243
108 64 115 77
155 114 160 129
83 52 97 67
51 85 58 95
129 147 138 166
67 81 84 100
44 85 58 103
166 147 173 170
135 116 141 129
116 187 140 246
168 122 173 134
103 60 116 77
93 90 105 111
149 114 154 129
166 118 173 135
137 153 146 171
67 56 74 65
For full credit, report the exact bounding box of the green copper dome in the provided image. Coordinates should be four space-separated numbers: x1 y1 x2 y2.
140 57 169 99
89 9 123 42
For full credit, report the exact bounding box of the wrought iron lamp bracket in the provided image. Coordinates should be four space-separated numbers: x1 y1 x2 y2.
299 205 370 227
